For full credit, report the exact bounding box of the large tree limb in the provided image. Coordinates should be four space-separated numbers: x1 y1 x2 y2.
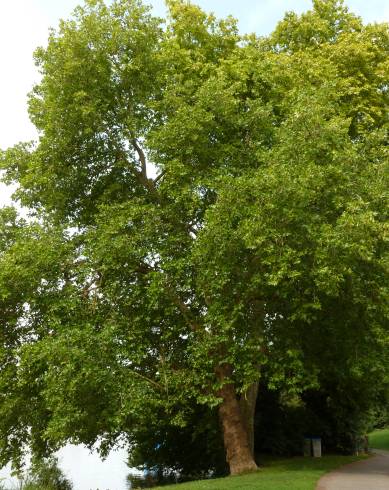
131 138 147 180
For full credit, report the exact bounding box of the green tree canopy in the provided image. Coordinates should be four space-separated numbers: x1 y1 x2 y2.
0 0 388 475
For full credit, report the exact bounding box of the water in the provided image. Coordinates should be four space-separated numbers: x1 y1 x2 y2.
0 444 141 490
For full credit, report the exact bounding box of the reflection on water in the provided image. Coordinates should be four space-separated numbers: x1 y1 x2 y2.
126 470 216 489
127 472 180 489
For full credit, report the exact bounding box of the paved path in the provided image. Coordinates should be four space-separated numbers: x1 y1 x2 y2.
316 450 389 490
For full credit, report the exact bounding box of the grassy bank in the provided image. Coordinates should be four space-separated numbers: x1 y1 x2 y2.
369 429 389 451
143 455 364 490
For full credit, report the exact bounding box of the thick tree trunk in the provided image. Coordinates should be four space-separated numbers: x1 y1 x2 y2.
239 381 259 457
216 365 258 475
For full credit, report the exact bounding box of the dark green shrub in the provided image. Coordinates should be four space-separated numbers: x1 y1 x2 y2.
128 403 227 481
254 380 389 456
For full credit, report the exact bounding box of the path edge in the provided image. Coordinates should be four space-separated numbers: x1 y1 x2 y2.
315 453 375 490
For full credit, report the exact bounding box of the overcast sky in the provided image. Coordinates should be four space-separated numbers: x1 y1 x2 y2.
0 1 388 489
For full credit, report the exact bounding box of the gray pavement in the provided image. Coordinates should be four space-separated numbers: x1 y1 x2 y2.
316 451 389 490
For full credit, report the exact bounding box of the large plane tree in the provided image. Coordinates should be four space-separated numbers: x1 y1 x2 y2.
0 0 388 475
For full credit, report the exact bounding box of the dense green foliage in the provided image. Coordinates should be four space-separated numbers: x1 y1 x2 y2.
0 0 388 473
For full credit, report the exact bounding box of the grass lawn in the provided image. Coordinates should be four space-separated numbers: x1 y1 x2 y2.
144 455 364 490
369 428 389 451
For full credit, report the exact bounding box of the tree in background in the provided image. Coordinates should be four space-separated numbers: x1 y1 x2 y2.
0 0 388 475
0 455 72 490
22 457 73 490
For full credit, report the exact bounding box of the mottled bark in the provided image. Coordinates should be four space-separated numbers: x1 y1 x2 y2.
216 364 258 475
239 381 259 457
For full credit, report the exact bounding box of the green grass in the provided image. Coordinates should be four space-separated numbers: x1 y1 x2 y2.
369 428 389 451
144 455 364 490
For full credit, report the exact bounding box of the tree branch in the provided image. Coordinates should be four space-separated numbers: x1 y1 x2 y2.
115 148 198 237
174 296 202 332
153 169 166 185
164 283 202 332
127 368 164 391
131 138 147 180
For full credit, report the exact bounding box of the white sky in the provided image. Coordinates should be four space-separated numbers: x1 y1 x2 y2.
0 1 388 489
1 0 388 153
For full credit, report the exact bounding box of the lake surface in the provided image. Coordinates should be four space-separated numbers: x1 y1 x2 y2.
0 444 140 490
